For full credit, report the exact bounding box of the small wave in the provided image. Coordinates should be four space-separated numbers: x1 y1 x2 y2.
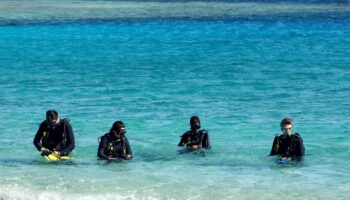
0 187 142 200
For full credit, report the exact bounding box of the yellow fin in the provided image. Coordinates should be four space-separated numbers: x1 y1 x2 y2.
45 154 60 161
60 156 74 160
44 153 73 161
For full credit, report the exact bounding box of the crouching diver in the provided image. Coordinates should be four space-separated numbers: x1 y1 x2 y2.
33 110 75 159
178 116 211 151
97 121 133 160
270 117 305 163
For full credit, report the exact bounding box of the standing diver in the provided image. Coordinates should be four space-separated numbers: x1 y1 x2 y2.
178 116 211 151
270 117 305 163
33 110 75 159
97 121 133 160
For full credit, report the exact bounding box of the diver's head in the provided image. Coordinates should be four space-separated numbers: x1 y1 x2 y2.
46 110 60 130
111 121 126 138
190 116 201 131
280 117 293 136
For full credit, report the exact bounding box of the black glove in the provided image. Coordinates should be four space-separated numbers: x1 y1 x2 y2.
41 148 51 156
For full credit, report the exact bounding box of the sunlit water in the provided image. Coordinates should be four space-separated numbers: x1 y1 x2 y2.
0 0 349 199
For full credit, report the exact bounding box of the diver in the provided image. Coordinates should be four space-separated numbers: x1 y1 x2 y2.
178 116 211 151
270 117 305 162
33 110 75 157
97 121 133 160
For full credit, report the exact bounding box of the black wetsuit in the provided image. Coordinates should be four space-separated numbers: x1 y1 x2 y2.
97 133 133 160
270 133 305 158
178 129 211 149
33 119 75 156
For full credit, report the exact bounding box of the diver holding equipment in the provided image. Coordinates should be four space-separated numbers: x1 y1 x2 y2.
33 110 75 158
178 116 211 151
270 117 305 162
97 121 133 160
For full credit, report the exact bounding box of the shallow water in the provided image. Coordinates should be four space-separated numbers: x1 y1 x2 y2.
0 0 350 199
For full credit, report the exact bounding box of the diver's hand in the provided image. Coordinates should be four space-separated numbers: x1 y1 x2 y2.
41 147 51 156
281 157 291 160
124 154 132 160
191 145 199 150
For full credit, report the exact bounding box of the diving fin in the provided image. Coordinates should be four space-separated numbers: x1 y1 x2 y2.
44 152 74 161
44 154 60 161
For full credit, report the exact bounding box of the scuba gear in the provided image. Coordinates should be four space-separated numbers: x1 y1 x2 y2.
46 122 57 130
45 154 60 161
281 124 293 136
97 131 133 160
277 159 290 165
46 110 59 130
190 123 201 131
33 115 75 156
282 127 292 132
190 116 201 131
44 151 73 161
112 121 125 131
46 118 59 130
187 131 203 146
107 143 114 151
273 134 280 153
41 148 51 156
112 129 126 138
178 129 211 149
270 132 305 157
190 116 200 124
179 116 211 149
120 129 126 136
270 118 304 159
56 118 70 151
110 121 127 138
42 118 71 153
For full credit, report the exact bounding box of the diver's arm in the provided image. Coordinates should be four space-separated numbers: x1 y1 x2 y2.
124 137 133 159
201 132 211 149
269 136 279 156
59 123 75 155
295 136 305 157
119 137 132 160
97 136 110 160
33 123 45 151
178 133 188 147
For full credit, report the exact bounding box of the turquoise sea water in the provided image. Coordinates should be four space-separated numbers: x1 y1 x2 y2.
0 0 350 199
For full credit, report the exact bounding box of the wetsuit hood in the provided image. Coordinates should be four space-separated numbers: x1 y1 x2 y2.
190 116 201 131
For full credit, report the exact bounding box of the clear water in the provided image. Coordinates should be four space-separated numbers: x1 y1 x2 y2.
0 0 349 199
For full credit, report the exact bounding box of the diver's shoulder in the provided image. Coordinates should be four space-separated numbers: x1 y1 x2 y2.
181 130 193 137
100 133 110 140
40 120 47 126
292 132 303 139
